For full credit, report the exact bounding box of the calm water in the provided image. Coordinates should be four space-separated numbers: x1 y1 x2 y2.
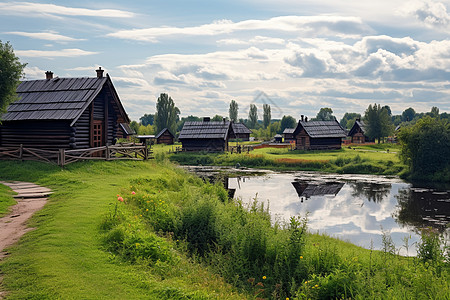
187 166 450 256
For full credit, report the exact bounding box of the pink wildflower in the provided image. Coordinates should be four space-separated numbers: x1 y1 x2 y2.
131 191 136 195
117 196 124 202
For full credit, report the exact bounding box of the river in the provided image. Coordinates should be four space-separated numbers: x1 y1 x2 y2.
185 166 450 256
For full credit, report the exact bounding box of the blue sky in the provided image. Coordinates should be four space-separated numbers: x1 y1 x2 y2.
1 0 449 121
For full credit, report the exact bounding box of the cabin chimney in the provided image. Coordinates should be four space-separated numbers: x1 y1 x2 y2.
203 117 210 122
45 71 53 80
305 116 308 122
96 67 104 78
301 115 304 122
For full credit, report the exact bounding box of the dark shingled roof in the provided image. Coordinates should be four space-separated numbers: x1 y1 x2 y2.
348 120 366 136
155 128 174 139
1 75 129 125
294 120 347 138
120 123 136 135
282 128 295 134
179 121 232 140
232 123 252 134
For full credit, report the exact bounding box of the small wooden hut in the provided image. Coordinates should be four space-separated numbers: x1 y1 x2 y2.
155 128 174 145
348 118 374 144
178 118 234 152
231 123 252 141
282 128 295 142
0 68 130 150
293 117 346 150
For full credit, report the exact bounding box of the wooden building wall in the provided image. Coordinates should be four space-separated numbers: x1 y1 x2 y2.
0 120 72 150
295 129 342 150
181 139 227 152
157 131 174 145
234 133 250 141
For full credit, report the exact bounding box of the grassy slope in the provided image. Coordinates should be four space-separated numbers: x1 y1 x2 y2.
0 184 16 217
0 161 241 299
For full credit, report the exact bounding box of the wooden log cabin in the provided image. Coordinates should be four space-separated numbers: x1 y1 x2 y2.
0 68 130 150
155 128 174 145
348 118 374 144
178 118 234 152
282 128 295 142
293 115 347 150
231 123 252 141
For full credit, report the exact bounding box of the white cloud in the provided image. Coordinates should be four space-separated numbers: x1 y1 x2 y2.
107 15 372 42
4 31 84 42
400 0 450 29
15 48 99 57
23 66 46 80
0 2 134 18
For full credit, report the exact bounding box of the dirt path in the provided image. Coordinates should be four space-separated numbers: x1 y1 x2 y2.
0 182 51 299
0 181 51 258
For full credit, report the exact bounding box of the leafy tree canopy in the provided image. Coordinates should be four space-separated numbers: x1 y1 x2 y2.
313 107 335 121
398 116 450 181
280 115 297 133
229 100 238 122
340 112 361 130
155 93 180 135
0 40 26 118
139 114 154 126
248 104 258 129
402 107 416 122
364 103 393 143
263 104 271 128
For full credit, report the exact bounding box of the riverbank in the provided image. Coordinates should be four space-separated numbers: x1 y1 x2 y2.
167 143 407 176
0 160 448 299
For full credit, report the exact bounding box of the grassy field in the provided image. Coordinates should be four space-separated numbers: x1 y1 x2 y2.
0 160 242 299
0 159 448 299
166 143 406 175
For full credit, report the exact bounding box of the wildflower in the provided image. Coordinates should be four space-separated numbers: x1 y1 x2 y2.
300 256 303 259
256 282 264 287
135 243 140 247
247 278 255 284
140 214 142 217
262 276 267 280
286 298 290 300
117 196 124 202
131 191 136 195
146 209 149 211
315 285 318 288
304 281 308 284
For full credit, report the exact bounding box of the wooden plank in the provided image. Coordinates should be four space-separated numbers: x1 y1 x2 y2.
14 192 53 198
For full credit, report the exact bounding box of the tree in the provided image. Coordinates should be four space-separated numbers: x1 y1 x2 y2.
130 121 140 134
263 104 271 128
430 106 440 118
212 114 224 122
382 105 392 116
248 104 258 129
229 100 238 122
0 41 26 118
139 113 154 126
364 103 393 143
155 93 180 135
340 112 361 130
280 115 297 133
314 107 335 121
402 107 416 122
398 116 450 180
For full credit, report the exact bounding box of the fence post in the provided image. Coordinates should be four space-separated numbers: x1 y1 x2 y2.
58 149 65 167
106 145 110 160
19 144 23 160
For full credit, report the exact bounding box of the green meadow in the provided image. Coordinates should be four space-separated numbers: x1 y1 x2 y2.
0 159 448 299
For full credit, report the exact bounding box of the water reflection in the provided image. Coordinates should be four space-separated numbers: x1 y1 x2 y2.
184 166 450 256
394 187 450 233
349 182 391 203
292 180 344 202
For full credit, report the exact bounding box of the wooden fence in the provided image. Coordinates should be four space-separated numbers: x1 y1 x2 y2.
0 144 150 167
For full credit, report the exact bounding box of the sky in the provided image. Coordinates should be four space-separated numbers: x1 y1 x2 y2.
1 0 449 121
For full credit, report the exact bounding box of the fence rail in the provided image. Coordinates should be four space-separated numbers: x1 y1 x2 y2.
0 144 150 167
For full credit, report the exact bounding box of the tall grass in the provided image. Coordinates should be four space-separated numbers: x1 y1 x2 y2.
99 162 449 299
0 183 16 217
